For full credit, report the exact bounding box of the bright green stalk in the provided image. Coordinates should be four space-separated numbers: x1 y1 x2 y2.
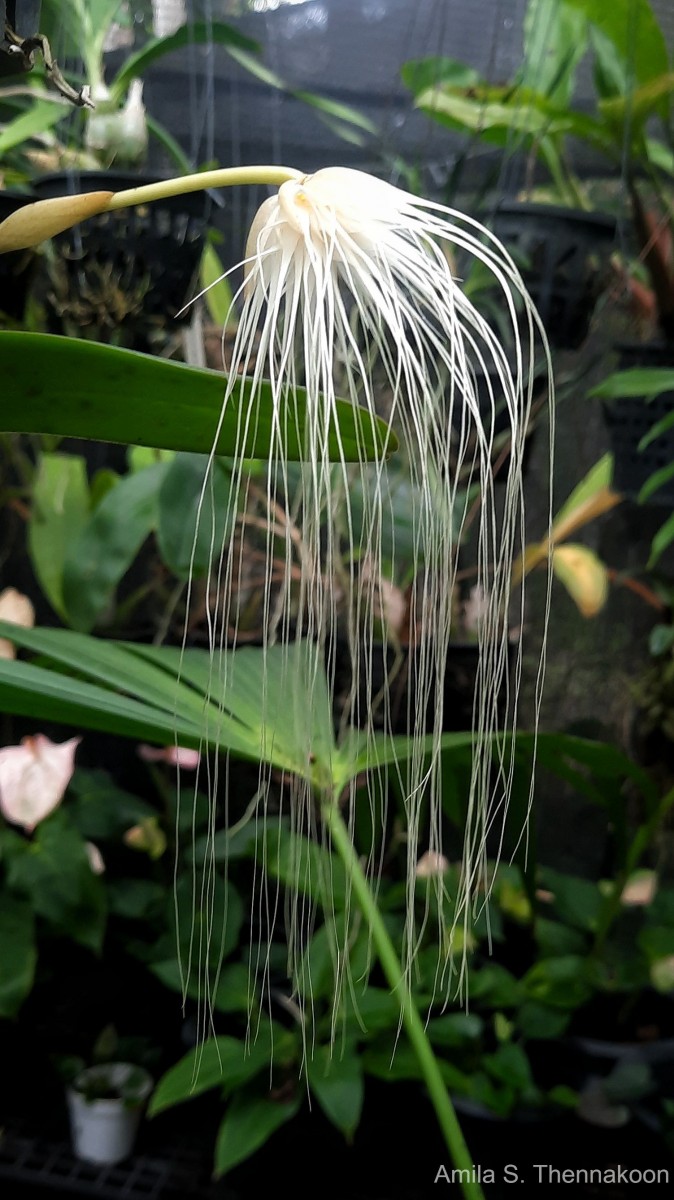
105 166 304 213
321 795 484 1200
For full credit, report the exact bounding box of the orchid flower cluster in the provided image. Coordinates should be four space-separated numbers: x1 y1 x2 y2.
0 165 552 1013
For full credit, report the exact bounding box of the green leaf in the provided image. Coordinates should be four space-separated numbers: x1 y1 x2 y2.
0 896 36 1018
427 1013 483 1047
552 453 614 528
591 368 674 400
523 0 589 105
638 461 674 504
291 91 377 135
150 1028 292 1116
517 1000 572 1039
214 1090 301 1177
538 868 602 932
563 0 669 89
0 99 69 155
68 768 156 839
157 455 235 580
307 1046 364 1139
107 879 165 920
63 462 168 631
401 57 481 96
28 453 89 620
7 813 106 953
483 1041 533 1090
0 332 394 464
522 955 593 1009
111 23 260 101
649 624 674 656
363 1041 468 1091
649 511 674 568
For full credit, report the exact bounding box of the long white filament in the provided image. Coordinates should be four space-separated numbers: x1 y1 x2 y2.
186 167 553 1036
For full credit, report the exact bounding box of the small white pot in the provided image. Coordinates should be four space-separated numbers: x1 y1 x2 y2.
67 1063 153 1166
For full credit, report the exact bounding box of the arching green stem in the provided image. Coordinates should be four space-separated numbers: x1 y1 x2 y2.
321 794 485 1200
106 166 304 213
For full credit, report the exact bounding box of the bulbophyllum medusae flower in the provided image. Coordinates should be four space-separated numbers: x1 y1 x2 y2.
0 735 81 833
196 166 552 999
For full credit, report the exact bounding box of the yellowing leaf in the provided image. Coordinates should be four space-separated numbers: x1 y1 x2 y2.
552 544 608 617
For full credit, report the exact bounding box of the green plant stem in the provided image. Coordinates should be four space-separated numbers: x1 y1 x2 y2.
322 797 484 1200
106 166 304 214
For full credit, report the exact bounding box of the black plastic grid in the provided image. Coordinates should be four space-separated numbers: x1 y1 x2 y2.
490 203 617 350
0 1128 227 1199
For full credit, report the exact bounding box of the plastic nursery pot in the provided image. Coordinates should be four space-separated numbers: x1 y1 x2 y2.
602 341 674 505
489 202 617 351
67 1062 153 1166
0 190 38 322
32 171 211 348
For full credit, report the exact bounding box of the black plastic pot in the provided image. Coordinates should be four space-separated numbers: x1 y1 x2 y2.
32 171 211 348
490 202 617 350
0 190 37 321
603 341 674 504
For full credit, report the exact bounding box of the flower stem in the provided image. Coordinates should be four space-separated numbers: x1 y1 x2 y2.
105 166 304 213
321 797 484 1200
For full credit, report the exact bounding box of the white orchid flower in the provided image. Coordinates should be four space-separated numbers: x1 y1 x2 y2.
0 734 81 833
194 166 552 992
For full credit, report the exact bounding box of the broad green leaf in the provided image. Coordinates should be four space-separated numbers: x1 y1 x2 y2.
523 0 589 104
150 1027 293 1115
262 827 348 908
0 896 36 1018
0 99 69 155
28 453 89 620
0 651 205 749
157 455 236 580
307 1046 364 1139
63 462 168 631
483 1042 533 1090
0 332 392 464
7 813 106 953
538 868 602 932
363 1041 468 1091
68 768 156 838
591 368 674 400
111 23 260 101
427 1013 483 1047
214 1090 301 1177
107 879 165 920
169 874 244 974
522 954 593 1009
517 1001 572 1040
563 0 669 89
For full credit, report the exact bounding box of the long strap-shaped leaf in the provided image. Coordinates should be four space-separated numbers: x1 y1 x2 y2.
0 623 341 780
0 333 392 463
